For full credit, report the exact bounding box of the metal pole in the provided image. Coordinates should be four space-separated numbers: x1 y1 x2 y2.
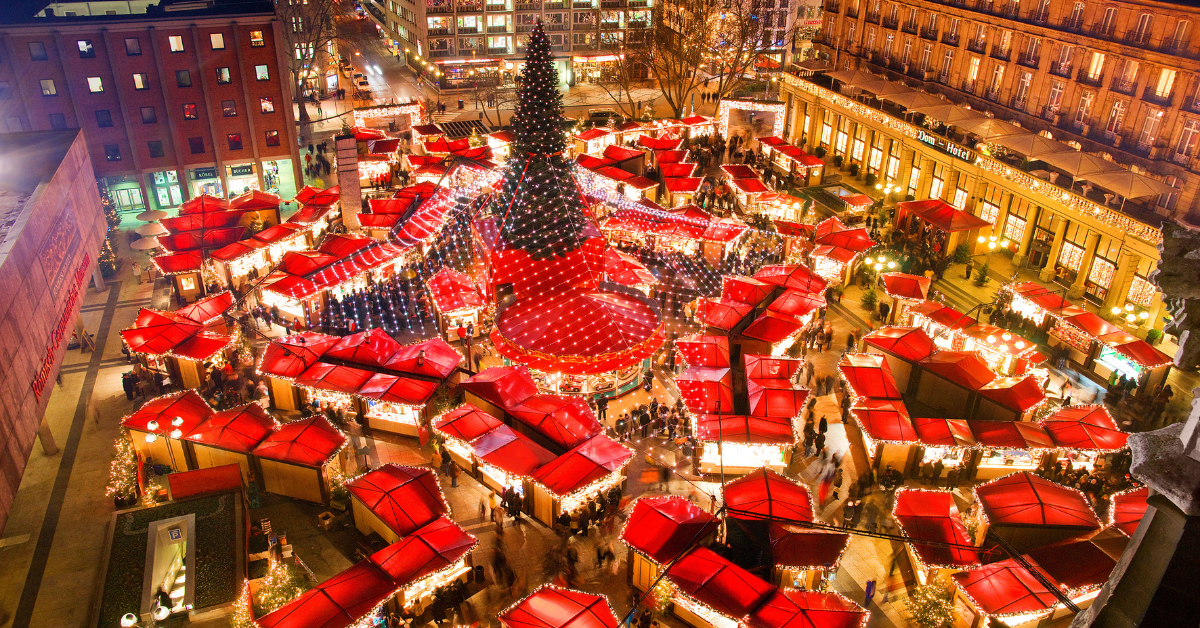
717 395 725 491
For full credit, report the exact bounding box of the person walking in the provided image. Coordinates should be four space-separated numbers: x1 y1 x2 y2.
596 396 608 422
440 447 451 476
449 460 460 488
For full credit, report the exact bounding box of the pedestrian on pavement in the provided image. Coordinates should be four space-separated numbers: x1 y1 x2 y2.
440 447 451 476
449 461 460 488
596 396 608 422
945 467 961 490
818 415 827 434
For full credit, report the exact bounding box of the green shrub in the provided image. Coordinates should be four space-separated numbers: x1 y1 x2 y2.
973 260 990 286
860 287 878 311
952 244 971 265
1146 328 1163 344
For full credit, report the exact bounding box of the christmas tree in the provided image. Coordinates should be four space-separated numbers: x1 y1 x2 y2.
104 430 139 503
905 580 954 628
495 20 594 260
98 186 120 279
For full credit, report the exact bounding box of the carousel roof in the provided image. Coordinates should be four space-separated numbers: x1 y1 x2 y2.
346 464 447 536
893 489 981 569
862 326 934 362
532 435 633 496
676 334 731 368
918 351 997 390
838 353 903 399
897 198 992 232
369 515 476 584
951 560 1058 618
724 468 814 523
460 365 540 410
665 547 777 619
850 398 918 443
745 589 867 628
121 390 213 436
621 496 719 564
695 414 797 444
471 425 557 478
675 366 734 414
754 264 829 295
974 471 1101 529
433 404 505 444
184 403 277 453
1041 405 1128 451
427 267 487 314
767 524 852 572
976 376 1046 412
880 273 931 300
509 395 605 451
251 416 347 468
500 587 619 628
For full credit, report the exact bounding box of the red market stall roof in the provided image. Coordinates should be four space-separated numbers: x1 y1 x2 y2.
152 250 204 275
960 323 1038 358
121 292 234 360
252 416 347 468
664 177 703 194
897 198 992 232
351 126 388 140
977 376 1046 412
754 264 829 295
230 189 282 210
850 398 917 443
813 216 848 240
121 390 213 436
701 218 747 242
676 367 734 414
912 418 976 448
461 365 540 411
767 524 852 571
698 298 753 330
1025 538 1117 592
606 249 657 286
576 128 612 141
369 515 476 583
391 186 459 247
1041 405 1128 451
621 496 719 564
434 404 504 444
211 224 306 262
841 194 873 208
838 353 903 399
768 290 825 319
261 234 409 300
880 273 931 301
695 414 796 444
746 355 801 380
639 135 683 151
730 178 771 194
1008 282 1077 317
603 144 644 162
952 560 1058 618
746 589 867 628
258 332 339 378
1111 338 1172 368
974 471 1101 529
862 326 935 362
184 403 277 453
346 464 447 536
918 351 997 390
179 193 229 213
662 163 699 177
256 559 397 628
296 363 373 395
1064 311 1119 339
326 328 404 369
1109 487 1149 537
724 276 774 306
677 334 731 368
969 420 1054 449
532 435 633 496
293 185 339 205
500 587 619 628
655 149 689 164
758 136 788 147
412 124 444 137
811 245 858 264
428 267 487 313
471 425 558 478
287 201 338 225
922 303 977 330
724 468 814 523
893 489 981 569
747 379 809 419
666 547 777 619
424 136 471 153
509 395 605 451
742 310 804 343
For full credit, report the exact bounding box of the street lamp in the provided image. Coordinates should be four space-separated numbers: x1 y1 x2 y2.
144 417 184 471
977 234 1010 251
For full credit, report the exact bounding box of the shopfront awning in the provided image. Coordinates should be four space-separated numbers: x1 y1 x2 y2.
1111 339 1172 368
974 471 1101 529
893 489 981 569
621 496 719 564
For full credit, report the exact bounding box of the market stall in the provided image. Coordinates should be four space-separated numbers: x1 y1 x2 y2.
967 420 1053 480
120 291 235 390
879 273 931 324
972 471 1101 554
914 351 997 420
895 198 992 258
369 516 477 613
121 390 214 473
574 128 615 156
973 376 1046 422
665 547 776 628
738 310 807 356
432 403 504 469
251 415 348 504
838 353 904 400
1108 486 1148 538
723 468 815 525
500 587 618 628
745 589 866 628
426 267 488 342
694 414 796 473
459 365 539 418
754 264 829 296
861 326 935 392
529 434 632 526
676 334 732 368
508 394 604 453
911 417 977 479
622 496 720 591
892 489 981 585
605 249 658 294
255 560 397 628
209 222 309 289
347 464 447 543
676 366 734 414
470 424 557 495
183 402 277 481
850 398 919 473
809 217 876 284
1040 405 1129 472
766 523 852 590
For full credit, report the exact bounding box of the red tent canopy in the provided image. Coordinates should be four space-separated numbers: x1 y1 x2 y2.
924 304 976 330
176 291 234 323
621 496 719 564
434 404 504 443
662 163 699 177
850 398 918 443
1025 538 1117 592
346 464 446 536
358 372 441 406
862 326 935 362
977 376 1045 412
893 489 981 569
121 292 234 360
742 311 804 343
676 335 731 368
747 379 809 419
969 420 1054 449
768 290 825 319
676 367 734 414
295 362 374 395
384 337 462 379
509 395 605 451
1064 312 1118 339
698 298 753 331
152 250 204 275
121 390 213 436
912 418 976 448
811 245 858 265
532 435 633 496
755 265 829 295
461 366 540 410
1041 405 1128 451
185 403 276 453
724 468 814 523
721 164 760 179
816 227 875 253
500 587 619 628
471 425 557 478
952 560 1057 618
897 198 992 232
666 547 776 619
178 193 230 214
838 353 902 399
428 268 486 313
259 332 339 378
369 516 477 584
605 249 657 287
252 416 347 468
1109 487 1149 537
230 189 281 210
723 276 774 306
767 524 851 571
256 560 397 628
744 356 799 381
880 273 931 301
974 471 1101 529
326 328 403 369
813 216 846 240
289 202 338 225
695 414 796 444
919 351 997 390
746 589 866 628
1112 339 1172 368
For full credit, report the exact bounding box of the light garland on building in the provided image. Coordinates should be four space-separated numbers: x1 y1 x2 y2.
352 102 427 127
717 99 787 141
890 487 982 572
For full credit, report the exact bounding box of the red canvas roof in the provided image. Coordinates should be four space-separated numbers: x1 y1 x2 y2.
862 326 934 362
742 310 804 343
471 425 557 478
621 496 719 564
252 416 347 467
434 404 504 443
288 203 337 225
676 334 731 368
1112 339 1172 368
178 193 229 214
723 276 774 306
326 328 403 368
747 379 809 419
816 226 875 253
880 272 931 300
655 149 688 163
924 304 976 330
1064 312 1118 339
500 587 618 628
461 366 539 410
811 245 858 265
603 144 643 162
509 395 605 450
369 515 476 583
850 398 917 443
152 250 203 275
695 414 796 444
813 216 846 240
295 362 374 395
121 304 231 361
702 218 748 243
346 464 446 536
745 355 801 380
666 547 776 619
838 353 903 399
731 178 771 194
638 135 683 151
721 164 760 179
256 560 397 628
427 268 486 313
577 128 612 141
912 418 976 448
259 332 339 378
698 298 753 330
1041 405 1128 451
977 376 1045 412
969 421 1054 449
746 589 866 628
754 265 829 295
952 560 1057 617
768 290 825 319
1025 538 1117 592
383 337 461 379
664 177 703 193
230 189 281 210
661 163 699 177
767 524 851 571
262 236 409 300
185 403 276 453
975 471 1101 529
121 390 213 436
605 249 657 286
161 210 243 232
919 351 996 390
675 366 734 414
533 435 633 496
724 468 814 522
1109 487 1149 537
893 489 981 569
898 198 992 232
359 372 441 406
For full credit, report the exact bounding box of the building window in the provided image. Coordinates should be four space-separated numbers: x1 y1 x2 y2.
216 67 231 84
86 77 104 93
95 109 113 127
1074 91 1094 126
48 113 66 129
249 31 265 47
125 37 141 55
103 144 121 161
254 65 269 81
169 35 185 52
188 137 204 154
176 70 192 87
1099 7 1117 35
210 33 225 49
1046 81 1064 113
1176 119 1200 162
77 40 95 58
1138 110 1164 148
1085 51 1105 81
1104 100 1127 135
227 133 243 150
133 73 149 90
260 97 275 113
141 106 157 123
1154 69 1177 98
1158 175 1181 211
1132 13 1153 43
222 100 237 117
39 79 56 96
148 141 165 158
28 42 47 61
265 130 280 146
182 103 198 120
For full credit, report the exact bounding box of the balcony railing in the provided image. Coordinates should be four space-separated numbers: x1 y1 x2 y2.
864 11 879 23
1110 77 1136 95
937 70 950 83
627 0 650 6
1030 8 1048 23
600 20 621 28
881 16 899 29
966 39 986 53
544 1 565 6
601 0 624 6
846 7 858 18
428 27 452 35
1159 39 1191 57
1144 87 1174 107
545 22 568 30
999 2 1018 17
920 27 938 40
961 79 976 93
516 24 534 31
1049 61 1072 78
1017 52 1039 68
1077 69 1104 87
1062 16 1084 32
573 1 594 7
1185 98 1200 114
941 32 959 46
1090 23 1116 39
487 24 510 32
985 86 1000 100
1124 30 1152 47
427 4 454 13
458 26 479 32
1171 151 1192 167
430 49 455 57
484 3 509 9
825 1 840 13
627 20 647 28
515 1 540 8
486 46 511 53
573 42 598 49
902 21 918 34
573 21 595 29
990 46 1011 61
1010 95 1027 111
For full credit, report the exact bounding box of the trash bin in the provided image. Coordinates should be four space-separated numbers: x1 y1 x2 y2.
472 564 485 583
458 98 464 109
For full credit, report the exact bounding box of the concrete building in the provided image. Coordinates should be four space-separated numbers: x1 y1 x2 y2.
0 0 302 215
0 129 107 534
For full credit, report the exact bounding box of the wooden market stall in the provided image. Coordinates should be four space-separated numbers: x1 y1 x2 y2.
621 496 719 592
119 291 235 390
183 402 278 482
973 471 1101 554
346 464 447 543
893 489 982 586
861 326 935 393
251 415 348 504
121 390 214 473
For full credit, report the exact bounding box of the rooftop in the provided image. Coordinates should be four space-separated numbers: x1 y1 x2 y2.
3 0 273 24
0 130 80 266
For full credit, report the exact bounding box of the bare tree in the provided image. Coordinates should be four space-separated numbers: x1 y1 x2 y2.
596 35 653 119
276 0 343 125
708 0 792 101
